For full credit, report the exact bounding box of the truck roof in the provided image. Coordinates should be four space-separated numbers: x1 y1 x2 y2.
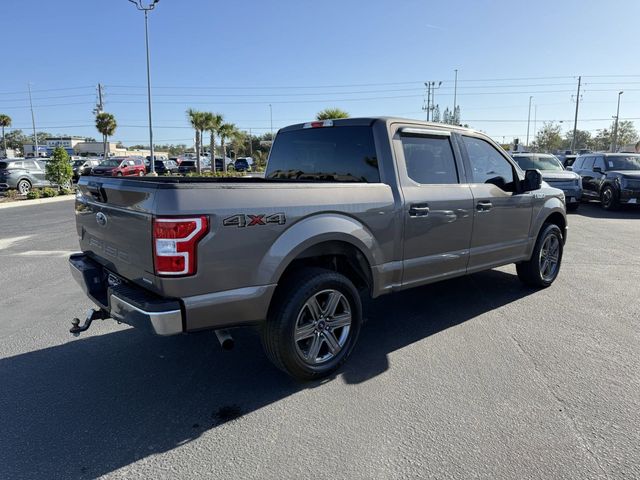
279 117 477 135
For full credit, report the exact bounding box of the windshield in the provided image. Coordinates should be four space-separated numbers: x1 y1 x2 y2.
607 155 640 171
99 160 120 167
513 155 564 171
72 160 85 167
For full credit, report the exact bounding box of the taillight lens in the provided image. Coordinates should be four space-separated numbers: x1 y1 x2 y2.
153 216 208 276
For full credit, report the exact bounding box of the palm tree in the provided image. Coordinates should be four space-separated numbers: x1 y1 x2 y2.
0 114 12 157
206 113 224 172
230 130 247 161
187 109 209 174
218 123 238 173
316 108 349 120
95 113 117 160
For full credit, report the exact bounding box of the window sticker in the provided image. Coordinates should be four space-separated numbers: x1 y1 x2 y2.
609 161 614 168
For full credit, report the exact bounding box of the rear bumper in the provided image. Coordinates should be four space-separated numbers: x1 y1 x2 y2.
0 183 9 191
69 253 183 336
69 253 277 334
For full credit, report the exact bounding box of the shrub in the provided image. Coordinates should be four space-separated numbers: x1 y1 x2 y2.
59 187 74 196
42 187 59 198
5 189 20 199
45 146 73 190
26 190 41 200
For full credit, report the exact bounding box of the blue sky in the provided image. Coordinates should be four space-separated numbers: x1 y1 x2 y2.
2 0 640 146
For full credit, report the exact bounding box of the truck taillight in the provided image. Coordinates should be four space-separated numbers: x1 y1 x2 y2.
303 120 334 128
153 216 208 276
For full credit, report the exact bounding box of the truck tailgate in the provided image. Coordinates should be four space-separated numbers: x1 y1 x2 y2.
75 178 157 285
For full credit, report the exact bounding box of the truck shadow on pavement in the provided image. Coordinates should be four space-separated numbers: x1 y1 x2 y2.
0 269 535 479
574 201 640 219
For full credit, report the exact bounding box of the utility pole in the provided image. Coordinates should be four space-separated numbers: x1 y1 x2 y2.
97 83 104 114
570 76 581 153
533 104 537 146
422 82 431 121
526 95 533 148
27 82 38 158
249 128 253 156
611 91 623 152
423 81 442 122
453 69 458 116
269 104 273 139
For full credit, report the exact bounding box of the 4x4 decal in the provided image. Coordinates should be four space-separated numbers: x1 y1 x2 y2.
223 213 286 228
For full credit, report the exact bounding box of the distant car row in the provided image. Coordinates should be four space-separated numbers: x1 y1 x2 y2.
510 152 640 211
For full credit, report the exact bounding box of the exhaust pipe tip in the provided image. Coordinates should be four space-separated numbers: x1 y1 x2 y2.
215 329 234 351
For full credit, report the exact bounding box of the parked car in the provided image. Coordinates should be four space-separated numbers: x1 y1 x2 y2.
72 159 102 181
90 157 146 177
0 158 55 194
150 159 179 175
177 160 197 175
512 153 582 210
70 117 567 380
571 153 640 209
234 158 252 172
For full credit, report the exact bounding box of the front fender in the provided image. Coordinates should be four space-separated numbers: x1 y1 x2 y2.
255 213 383 287
527 195 567 254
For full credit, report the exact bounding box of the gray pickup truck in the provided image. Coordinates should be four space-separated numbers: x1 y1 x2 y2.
70 117 567 380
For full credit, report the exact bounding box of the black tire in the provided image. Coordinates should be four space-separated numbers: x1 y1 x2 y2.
566 202 579 212
262 267 362 381
516 223 563 288
600 185 619 210
16 179 31 195
116 172 123 177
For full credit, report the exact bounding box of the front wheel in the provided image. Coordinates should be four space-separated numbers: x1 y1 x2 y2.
17 179 32 195
601 185 619 210
516 223 563 288
262 268 362 381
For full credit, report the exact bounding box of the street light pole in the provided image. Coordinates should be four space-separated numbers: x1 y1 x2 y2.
526 95 533 149
129 0 159 175
269 104 273 139
27 82 38 158
612 91 623 152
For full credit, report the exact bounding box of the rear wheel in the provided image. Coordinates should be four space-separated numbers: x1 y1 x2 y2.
17 179 31 195
516 223 563 288
262 267 362 381
138 170 144 176
601 185 619 210
116 172 123 177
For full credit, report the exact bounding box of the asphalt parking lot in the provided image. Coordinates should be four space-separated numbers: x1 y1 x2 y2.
0 199 638 480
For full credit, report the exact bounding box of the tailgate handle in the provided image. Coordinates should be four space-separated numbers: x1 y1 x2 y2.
87 182 108 203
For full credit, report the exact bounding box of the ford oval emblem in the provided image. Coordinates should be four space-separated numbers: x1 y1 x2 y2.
96 212 108 227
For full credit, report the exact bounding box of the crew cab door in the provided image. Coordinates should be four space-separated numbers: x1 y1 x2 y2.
394 126 474 288
459 134 534 271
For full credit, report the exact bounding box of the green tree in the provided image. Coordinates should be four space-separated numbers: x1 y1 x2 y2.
612 120 638 149
218 123 238 173
316 108 349 120
205 113 224 172
562 129 592 151
0 114 11 156
532 122 563 152
95 113 117 159
45 146 72 189
187 109 210 174
3 129 28 151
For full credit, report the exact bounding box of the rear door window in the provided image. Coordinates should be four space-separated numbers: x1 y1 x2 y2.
400 135 458 184
266 126 379 182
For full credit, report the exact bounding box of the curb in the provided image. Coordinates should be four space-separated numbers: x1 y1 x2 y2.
0 195 75 210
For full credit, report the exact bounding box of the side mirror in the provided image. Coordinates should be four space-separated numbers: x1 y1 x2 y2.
522 169 542 191
593 166 603 174
565 165 573 171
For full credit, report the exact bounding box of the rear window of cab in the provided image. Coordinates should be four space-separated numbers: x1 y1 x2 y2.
266 126 379 182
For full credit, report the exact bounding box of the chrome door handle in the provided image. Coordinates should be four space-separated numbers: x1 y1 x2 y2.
409 204 430 217
476 201 492 212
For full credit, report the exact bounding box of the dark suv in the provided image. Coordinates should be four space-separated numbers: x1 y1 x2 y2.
512 153 582 210
72 159 101 181
150 159 179 175
0 159 54 194
571 153 640 209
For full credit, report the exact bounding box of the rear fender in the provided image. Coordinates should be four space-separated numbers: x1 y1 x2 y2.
255 213 383 290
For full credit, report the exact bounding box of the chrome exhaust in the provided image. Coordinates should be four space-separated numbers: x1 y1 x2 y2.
214 329 234 350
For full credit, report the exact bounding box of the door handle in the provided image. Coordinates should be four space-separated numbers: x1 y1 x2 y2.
409 204 430 217
476 201 492 212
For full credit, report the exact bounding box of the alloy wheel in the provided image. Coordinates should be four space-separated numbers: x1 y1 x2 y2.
294 289 352 365
539 234 560 282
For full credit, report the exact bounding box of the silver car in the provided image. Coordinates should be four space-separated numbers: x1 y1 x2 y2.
0 159 54 194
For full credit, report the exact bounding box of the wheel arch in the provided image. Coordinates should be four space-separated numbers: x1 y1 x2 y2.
256 213 382 296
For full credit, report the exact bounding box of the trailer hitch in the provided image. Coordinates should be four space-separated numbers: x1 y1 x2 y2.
70 308 110 336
